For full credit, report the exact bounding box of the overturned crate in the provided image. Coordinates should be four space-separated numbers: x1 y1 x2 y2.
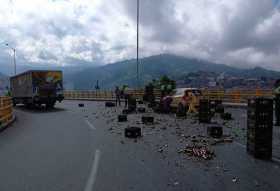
199 99 211 123
142 116 154 124
118 115 128 122
125 127 142 138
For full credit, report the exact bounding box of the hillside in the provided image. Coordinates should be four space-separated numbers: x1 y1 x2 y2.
65 54 280 90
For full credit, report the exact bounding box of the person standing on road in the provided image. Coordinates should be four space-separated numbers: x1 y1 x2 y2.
122 85 129 108
115 86 121 106
181 90 191 108
188 92 198 113
162 93 173 113
160 84 166 98
167 84 173 94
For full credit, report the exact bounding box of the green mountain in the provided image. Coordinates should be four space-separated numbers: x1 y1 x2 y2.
65 54 280 90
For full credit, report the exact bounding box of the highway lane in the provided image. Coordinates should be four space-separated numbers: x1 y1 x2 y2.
0 102 99 191
0 101 279 191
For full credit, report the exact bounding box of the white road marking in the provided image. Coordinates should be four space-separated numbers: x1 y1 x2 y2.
234 142 280 163
85 119 96 130
84 150 101 191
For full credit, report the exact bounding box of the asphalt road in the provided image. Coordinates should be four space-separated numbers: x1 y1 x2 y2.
0 100 279 191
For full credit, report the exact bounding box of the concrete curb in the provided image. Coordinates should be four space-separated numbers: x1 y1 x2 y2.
0 115 16 132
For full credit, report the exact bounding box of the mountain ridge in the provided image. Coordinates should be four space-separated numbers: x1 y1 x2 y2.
65 54 280 90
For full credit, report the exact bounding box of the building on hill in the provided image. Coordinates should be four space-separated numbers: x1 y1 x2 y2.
176 71 277 89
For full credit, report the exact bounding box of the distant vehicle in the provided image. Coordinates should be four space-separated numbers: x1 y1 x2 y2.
172 88 202 98
171 88 203 108
10 70 64 108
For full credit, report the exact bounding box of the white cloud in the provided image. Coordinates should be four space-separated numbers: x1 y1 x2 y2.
0 0 279 72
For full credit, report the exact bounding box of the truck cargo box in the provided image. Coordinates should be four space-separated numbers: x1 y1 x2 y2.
10 70 63 107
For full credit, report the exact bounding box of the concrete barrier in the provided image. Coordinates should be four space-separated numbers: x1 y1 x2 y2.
0 97 15 130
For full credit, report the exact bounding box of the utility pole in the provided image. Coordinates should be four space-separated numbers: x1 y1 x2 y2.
13 48 16 75
6 44 16 75
136 0 140 87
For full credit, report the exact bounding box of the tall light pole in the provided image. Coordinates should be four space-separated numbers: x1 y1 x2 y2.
5 43 16 75
136 0 140 87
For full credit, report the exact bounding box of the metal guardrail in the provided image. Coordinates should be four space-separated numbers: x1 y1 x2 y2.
64 90 115 100
64 89 274 102
0 97 14 128
64 89 162 100
202 89 274 103
64 89 274 103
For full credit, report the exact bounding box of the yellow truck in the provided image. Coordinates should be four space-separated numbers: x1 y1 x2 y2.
10 70 64 108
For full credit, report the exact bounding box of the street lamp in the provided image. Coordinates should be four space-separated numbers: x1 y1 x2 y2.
5 43 16 75
136 0 140 87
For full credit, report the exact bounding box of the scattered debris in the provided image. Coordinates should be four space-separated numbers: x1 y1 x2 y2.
173 182 179 186
191 136 199 143
179 145 215 160
232 177 238 183
211 137 233 145
78 103 85 107
158 148 164 153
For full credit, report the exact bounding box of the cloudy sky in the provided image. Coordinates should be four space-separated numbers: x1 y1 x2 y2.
0 0 280 74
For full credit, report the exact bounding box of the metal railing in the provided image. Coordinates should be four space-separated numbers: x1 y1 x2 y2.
64 89 162 100
64 89 274 104
0 97 14 128
64 90 115 100
202 89 274 103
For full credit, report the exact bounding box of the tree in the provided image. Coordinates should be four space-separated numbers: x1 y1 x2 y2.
147 75 176 93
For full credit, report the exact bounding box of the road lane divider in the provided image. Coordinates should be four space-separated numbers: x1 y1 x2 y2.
84 149 101 191
85 119 96 130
